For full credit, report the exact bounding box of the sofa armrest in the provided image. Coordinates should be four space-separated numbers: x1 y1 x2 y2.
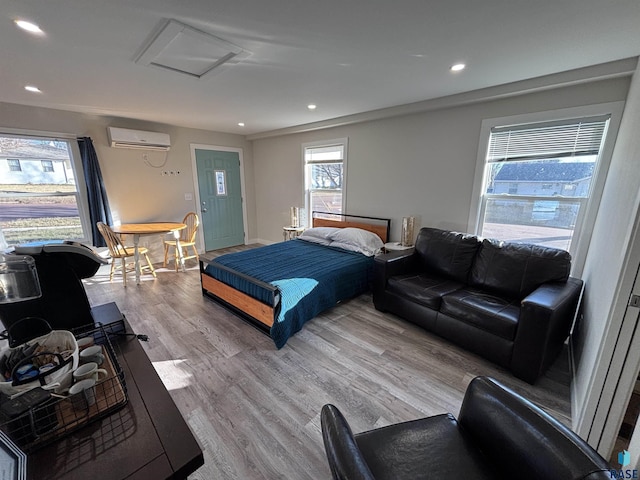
373 250 418 286
321 404 376 480
511 277 583 383
459 377 611 480
375 250 418 275
372 251 419 310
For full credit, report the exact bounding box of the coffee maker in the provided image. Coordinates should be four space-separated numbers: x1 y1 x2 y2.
0 242 107 338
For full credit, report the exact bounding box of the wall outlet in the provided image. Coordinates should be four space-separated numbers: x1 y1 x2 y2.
185 193 193 201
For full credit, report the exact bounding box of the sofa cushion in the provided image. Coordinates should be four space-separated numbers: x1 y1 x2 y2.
440 288 520 341
387 273 464 310
470 239 571 299
414 228 481 283
355 413 498 480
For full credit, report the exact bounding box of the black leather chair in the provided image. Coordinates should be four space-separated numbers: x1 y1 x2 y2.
321 376 611 480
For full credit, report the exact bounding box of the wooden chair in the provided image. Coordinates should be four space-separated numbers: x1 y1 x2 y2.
97 222 156 286
163 212 200 271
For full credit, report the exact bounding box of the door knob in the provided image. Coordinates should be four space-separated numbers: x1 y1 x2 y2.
202 208 208 212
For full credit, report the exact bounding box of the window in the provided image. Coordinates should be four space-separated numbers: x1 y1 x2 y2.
472 109 618 264
0 135 90 245
7 159 21 171
41 160 54 172
215 170 227 195
303 139 347 224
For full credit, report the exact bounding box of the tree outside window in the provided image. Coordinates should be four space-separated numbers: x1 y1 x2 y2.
304 142 346 221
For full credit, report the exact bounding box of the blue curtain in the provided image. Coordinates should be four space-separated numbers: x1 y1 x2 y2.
77 137 112 247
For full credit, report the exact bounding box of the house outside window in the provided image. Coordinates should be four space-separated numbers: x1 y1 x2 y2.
7 159 21 171
479 117 608 252
303 139 347 223
0 135 90 245
469 103 624 274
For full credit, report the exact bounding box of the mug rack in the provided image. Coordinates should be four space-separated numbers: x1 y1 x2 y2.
0 323 128 453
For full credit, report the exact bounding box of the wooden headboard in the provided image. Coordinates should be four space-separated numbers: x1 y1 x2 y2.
312 212 391 243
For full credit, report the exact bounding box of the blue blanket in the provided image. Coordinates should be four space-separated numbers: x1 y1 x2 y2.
205 240 374 348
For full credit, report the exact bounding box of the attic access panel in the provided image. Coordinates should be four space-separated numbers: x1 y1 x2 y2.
135 19 250 79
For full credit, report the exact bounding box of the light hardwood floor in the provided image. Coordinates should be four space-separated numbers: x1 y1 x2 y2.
83 246 571 479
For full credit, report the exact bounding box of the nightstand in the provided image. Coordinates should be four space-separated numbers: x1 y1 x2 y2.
383 242 414 253
283 226 305 241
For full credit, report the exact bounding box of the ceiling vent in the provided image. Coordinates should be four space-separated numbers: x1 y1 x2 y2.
107 127 171 151
134 19 251 79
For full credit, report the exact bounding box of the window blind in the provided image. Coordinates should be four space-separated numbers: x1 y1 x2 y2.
487 116 610 163
305 145 344 164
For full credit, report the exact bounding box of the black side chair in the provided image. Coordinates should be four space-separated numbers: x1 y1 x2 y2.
321 376 611 480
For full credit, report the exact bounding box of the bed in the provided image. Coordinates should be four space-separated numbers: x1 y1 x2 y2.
200 212 390 348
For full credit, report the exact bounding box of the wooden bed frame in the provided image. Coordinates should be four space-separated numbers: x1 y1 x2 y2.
200 212 390 333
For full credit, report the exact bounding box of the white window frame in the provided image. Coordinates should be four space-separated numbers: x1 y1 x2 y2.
302 138 348 225
0 129 92 245
468 102 624 277
7 159 21 172
41 159 54 172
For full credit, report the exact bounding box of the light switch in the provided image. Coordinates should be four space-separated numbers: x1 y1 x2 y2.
184 193 193 201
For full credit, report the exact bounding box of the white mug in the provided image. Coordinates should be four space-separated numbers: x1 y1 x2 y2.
79 345 105 366
54 370 74 395
68 378 96 409
76 336 95 351
73 362 107 383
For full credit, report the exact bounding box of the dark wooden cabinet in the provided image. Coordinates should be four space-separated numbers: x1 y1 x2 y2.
28 311 204 479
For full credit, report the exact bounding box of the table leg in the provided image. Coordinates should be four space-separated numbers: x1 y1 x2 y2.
133 234 141 284
173 230 186 272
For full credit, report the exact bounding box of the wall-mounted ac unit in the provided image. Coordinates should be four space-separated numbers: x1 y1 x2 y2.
107 127 171 151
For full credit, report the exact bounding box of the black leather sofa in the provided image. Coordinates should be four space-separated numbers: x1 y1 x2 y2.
321 376 611 480
373 228 583 383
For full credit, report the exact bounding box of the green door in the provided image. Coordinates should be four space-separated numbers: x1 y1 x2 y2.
195 148 245 251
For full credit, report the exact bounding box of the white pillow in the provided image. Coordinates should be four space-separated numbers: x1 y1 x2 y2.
299 236 331 246
329 227 383 256
328 241 368 255
298 227 340 245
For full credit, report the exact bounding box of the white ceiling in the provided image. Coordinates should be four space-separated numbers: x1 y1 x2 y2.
2 0 640 136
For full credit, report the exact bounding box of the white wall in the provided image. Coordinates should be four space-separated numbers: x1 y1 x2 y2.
252 75 640 449
252 77 630 243
573 62 640 451
0 101 256 257
1 71 638 450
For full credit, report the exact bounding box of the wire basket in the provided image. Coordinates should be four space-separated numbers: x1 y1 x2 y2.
0 323 128 452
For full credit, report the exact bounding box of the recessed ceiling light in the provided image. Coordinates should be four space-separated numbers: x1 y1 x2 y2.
450 63 466 72
15 20 43 34
238 122 245 127
307 104 317 110
24 85 42 93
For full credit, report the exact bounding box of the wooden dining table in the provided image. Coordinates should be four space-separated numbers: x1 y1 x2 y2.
111 222 187 284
